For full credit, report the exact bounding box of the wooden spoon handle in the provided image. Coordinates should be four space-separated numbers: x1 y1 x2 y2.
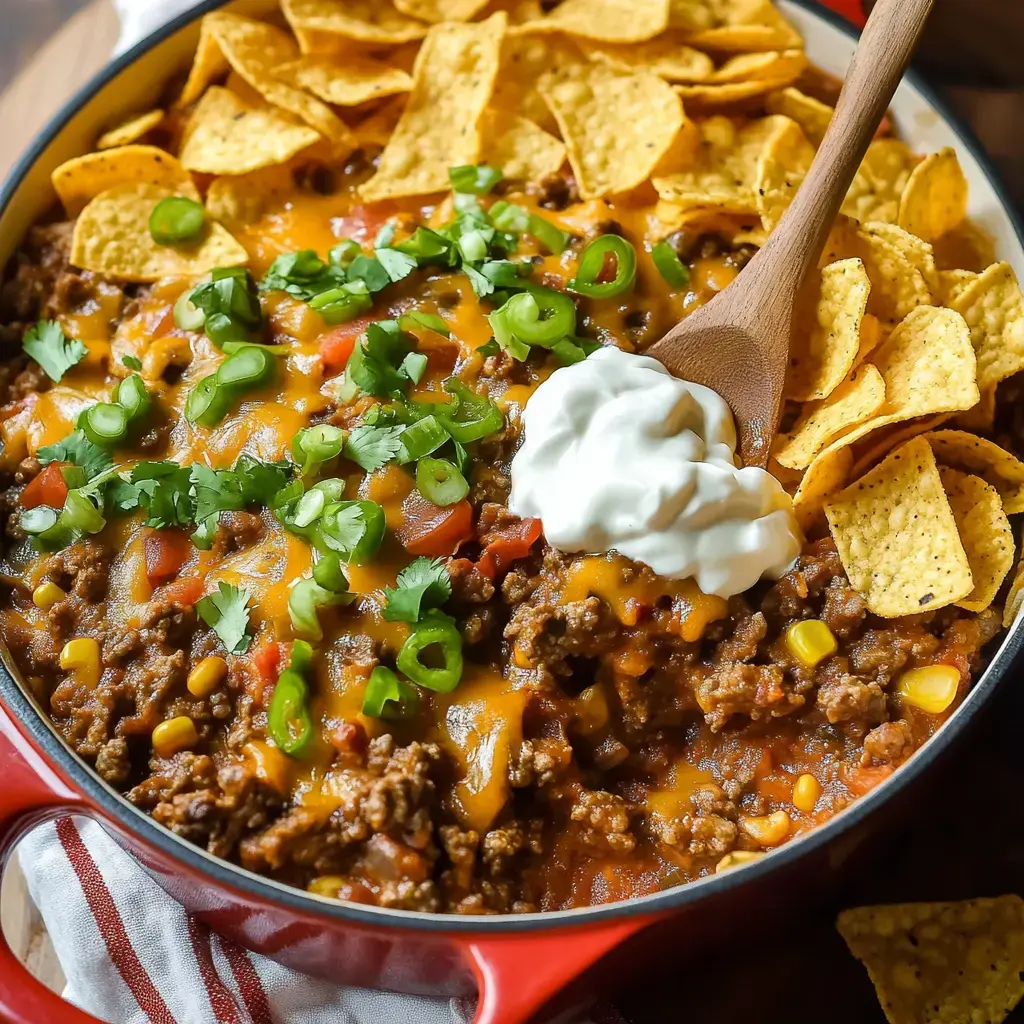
761 0 936 284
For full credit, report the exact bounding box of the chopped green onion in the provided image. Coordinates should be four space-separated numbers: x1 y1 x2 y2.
267 660 313 756
362 666 419 719
149 196 205 245
396 612 463 693
651 241 691 288
185 374 229 428
21 506 60 536
291 424 347 477
394 227 453 263
400 351 428 385
115 374 150 423
173 287 206 332
79 403 129 447
288 576 352 641
216 345 275 393
399 311 450 337
293 488 327 528
569 234 637 299
501 288 576 347
398 415 449 463
490 202 569 254
436 379 504 443
489 201 529 234
329 240 360 269
416 457 469 506
449 164 503 195
189 267 262 348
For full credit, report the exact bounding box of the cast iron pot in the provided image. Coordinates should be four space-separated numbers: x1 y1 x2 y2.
0 2 1021 1021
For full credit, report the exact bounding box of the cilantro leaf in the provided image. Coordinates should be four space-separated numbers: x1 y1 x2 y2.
346 255 392 294
347 321 416 398
23 321 87 383
375 247 417 284
344 425 405 472
128 461 194 529
261 250 346 300
37 430 113 480
196 582 253 655
122 355 143 371
382 557 452 623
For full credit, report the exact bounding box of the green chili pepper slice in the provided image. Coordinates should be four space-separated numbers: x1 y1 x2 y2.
216 345 275 392
288 576 353 641
500 288 577 347
115 374 151 423
398 415 449 463
149 196 205 246
185 374 230 427
312 553 350 594
79 402 129 447
416 457 469 507
267 667 313 756
396 612 463 693
361 665 420 719
436 379 504 444
651 241 691 288
568 235 637 299
292 424 347 476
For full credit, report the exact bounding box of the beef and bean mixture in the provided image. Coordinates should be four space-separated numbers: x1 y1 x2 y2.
0 164 1005 914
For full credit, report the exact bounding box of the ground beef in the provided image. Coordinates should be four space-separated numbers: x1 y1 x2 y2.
862 720 916 765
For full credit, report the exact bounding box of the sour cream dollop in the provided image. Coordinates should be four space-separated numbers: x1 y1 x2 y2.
508 346 802 599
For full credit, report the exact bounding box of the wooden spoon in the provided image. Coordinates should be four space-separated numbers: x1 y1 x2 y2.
647 0 935 467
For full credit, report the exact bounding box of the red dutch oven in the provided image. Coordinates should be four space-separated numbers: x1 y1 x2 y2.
2 1 1023 1022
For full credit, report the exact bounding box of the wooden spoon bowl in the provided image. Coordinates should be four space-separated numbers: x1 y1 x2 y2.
648 0 935 466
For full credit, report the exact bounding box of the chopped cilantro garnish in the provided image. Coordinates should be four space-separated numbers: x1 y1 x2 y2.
37 430 113 480
261 250 344 301
126 461 194 529
121 354 143 371
196 582 253 655
347 320 419 398
344 424 406 471
345 254 392 294
188 267 263 348
374 247 417 283
476 337 501 359
383 557 452 623
23 320 87 383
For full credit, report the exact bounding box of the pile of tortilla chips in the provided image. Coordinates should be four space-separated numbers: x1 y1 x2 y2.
838 895 1024 1024
46 0 1024 627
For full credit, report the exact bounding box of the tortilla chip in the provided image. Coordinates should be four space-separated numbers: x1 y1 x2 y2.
579 36 715 82
898 147 968 244
938 467 1013 612
792 447 852 532
515 0 670 43
205 164 297 231
654 114 789 216
709 49 807 84
394 0 490 21
668 0 713 31
825 436 973 617
540 63 684 199
682 0 802 52
361 15 506 201
926 429 1024 515
787 259 871 402
842 139 919 225
182 13 352 146
950 262 1024 393
775 365 886 470
482 113 566 182
855 313 884 366
492 32 584 132
765 87 832 145
96 109 165 150
848 415 950 481
272 56 413 106
934 221 996 275
837 896 1024 1024
815 305 978 461
280 0 428 44
952 385 996 432
755 116 814 232
180 87 320 176
1004 536 1024 627
70 183 248 283
936 268 978 307
675 76 798 111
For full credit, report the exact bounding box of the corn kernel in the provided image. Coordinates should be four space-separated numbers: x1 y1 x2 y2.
792 773 822 813
895 665 960 714
739 810 791 847
574 684 609 735
716 850 765 873
187 656 228 698
59 638 100 688
32 582 66 610
513 642 533 669
243 741 291 793
307 875 345 898
785 619 838 668
152 716 198 758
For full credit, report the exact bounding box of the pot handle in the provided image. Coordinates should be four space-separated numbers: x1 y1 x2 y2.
464 916 650 1024
0 698 104 1023
818 0 868 26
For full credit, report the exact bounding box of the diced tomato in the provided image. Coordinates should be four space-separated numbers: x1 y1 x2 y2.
842 763 894 797
143 528 192 587
320 317 373 373
396 494 474 557
157 576 204 607
21 463 68 510
478 516 543 577
152 305 178 338
332 203 397 243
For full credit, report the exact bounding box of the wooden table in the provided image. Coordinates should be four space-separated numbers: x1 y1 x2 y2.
2 2 1024 1021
